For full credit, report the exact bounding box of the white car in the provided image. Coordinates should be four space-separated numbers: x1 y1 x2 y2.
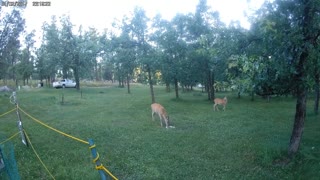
52 79 76 88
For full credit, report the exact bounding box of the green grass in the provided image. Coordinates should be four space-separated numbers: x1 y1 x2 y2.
0 84 319 179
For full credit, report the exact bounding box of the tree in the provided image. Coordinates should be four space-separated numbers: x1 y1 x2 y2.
36 15 100 89
287 0 320 158
130 7 156 103
153 14 189 99
150 14 171 92
73 27 102 89
59 15 75 80
16 31 36 85
251 0 320 158
313 56 320 114
0 8 25 84
188 0 226 100
110 16 137 93
36 16 60 84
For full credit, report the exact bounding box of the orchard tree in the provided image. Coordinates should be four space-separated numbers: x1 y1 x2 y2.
37 16 61 83
16 30 36 85
70 26 101 90
252 0 320 158
150 14 171 92
0 8 25 84
154 14 189 99
130 7 156 103
59 15 75 79
110 16 137 93
188 0 226 100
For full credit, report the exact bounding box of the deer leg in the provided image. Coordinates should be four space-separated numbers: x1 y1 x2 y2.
164 117 169 128
152 111 155 121
158 114 163 127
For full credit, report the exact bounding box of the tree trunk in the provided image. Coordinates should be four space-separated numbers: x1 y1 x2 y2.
72 53 80 90
314 70 319 115
62 66 68 79
166 82 170 92
207 70 214 100
118 75 121 87
211 72 215 100
174 78 179 99
74 67 80 90
147 65 155 103
288 88 307 158
207 71 211 100
95 63 99 81
288 51 308 158
251 91 254 101
127 74 131 94
122 77 125 87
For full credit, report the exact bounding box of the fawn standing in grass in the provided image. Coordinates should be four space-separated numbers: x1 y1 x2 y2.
213 97 228 111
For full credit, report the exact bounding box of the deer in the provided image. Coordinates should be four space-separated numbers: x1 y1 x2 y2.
151 103 174 128
213 97 228 111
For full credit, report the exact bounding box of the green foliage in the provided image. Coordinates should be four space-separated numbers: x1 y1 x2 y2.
246 0 320 97
0 8 25 82
15 31 36 85
35 15 105 88
36 16 60 81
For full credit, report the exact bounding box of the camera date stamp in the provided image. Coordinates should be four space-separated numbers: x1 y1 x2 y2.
1 1 27 7
1 1 51 7
32 1 51 6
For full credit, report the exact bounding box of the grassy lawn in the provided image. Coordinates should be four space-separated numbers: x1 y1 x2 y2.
0 84 319 179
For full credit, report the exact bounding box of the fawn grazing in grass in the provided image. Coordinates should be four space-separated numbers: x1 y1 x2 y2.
213 97 228 111
151 103 174 128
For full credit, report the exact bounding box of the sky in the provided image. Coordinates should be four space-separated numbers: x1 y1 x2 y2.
8 0 266 45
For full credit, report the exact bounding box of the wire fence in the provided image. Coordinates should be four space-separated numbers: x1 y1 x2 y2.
0 92 118 180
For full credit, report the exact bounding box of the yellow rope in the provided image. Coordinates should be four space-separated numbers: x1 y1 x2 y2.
0 108 16 118
96 164 119 180
24 130 56 180
16 107 118 180
18 107 89 145
90 145 118 180
89 144 96 149
92 152 100 163
0 132 19 145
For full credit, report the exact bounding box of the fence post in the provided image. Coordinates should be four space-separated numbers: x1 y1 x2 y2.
10 91 28 147
88 139 107 180
0 147 4 171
